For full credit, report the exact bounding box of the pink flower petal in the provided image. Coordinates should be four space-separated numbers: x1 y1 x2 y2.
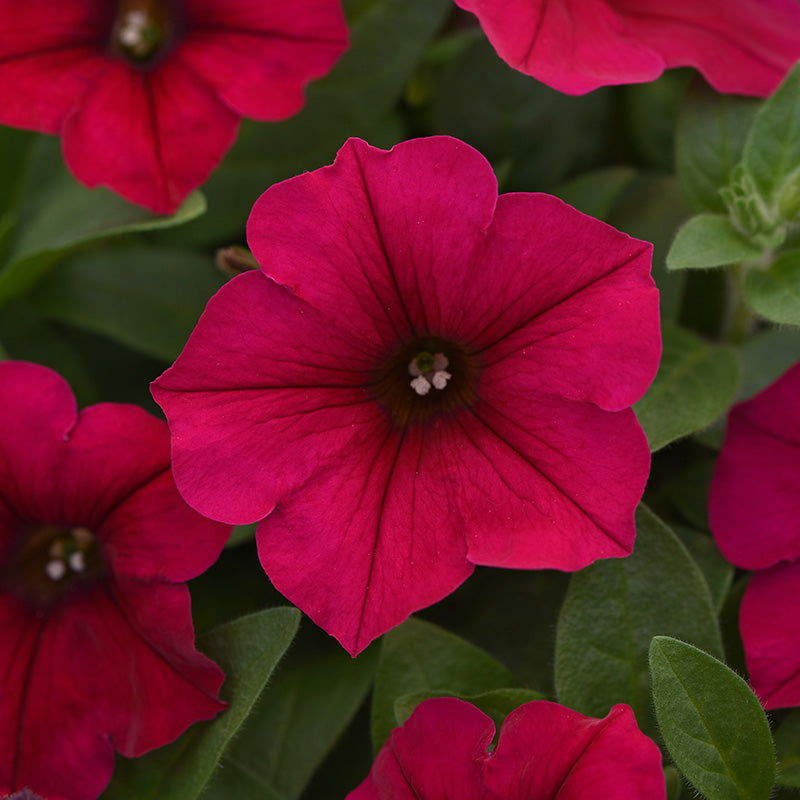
350 698 491 800
486 702 665 799
709 362 800 570
180 0 348 120
246 136 500 344
349 698 665 799
258 422 474 655
152 270 381 526
0 1 107 132
61 57 239 214
460 193 659 411
455 0 800 96
0 582 223 800
455 395 648 570
740 562 800 710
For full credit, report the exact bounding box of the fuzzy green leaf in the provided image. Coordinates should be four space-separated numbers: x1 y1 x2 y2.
666 213 763 270
650 636 775 800
554 505 723 738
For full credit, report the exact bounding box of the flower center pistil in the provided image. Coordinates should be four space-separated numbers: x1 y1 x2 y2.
110 0 176 64
0 523 103 607
44 526 94 582
409 351 452 396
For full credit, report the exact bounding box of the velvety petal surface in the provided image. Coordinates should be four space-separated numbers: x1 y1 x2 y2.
0 1 107 132
0 581 223 800
485 702 665 799
181 0 348 120
246 137 500 345
460 193 659 412
61 57 239 214
455 0 800 96
350 698 491 800
740 562 800 710
152 270 382 526
709 362 800 570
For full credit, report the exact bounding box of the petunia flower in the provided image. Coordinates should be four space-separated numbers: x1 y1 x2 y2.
348 697 666 799
152 135 661 655
0 361 231 800
453 0 800 97
0 0 348 214
710 360 800 709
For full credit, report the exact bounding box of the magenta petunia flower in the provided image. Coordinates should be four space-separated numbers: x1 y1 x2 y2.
0 361 231 800
348 697 666 799
152 135 660 655
710 361 800 709
454 0 800 96
0 0 348 213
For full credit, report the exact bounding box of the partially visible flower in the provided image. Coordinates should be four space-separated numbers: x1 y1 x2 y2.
710 361 800 709
0 0 348 213
349 697 665 799
454 0 800 96
0 361 231 800
152 135 660 655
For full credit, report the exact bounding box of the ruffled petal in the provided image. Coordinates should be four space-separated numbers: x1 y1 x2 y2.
462 193 659 412
0 1 107 132
61 56 239 214
450 394 647 570
709 362 800 570
152 270 381 526
485 702 665 800
740 562 800 710
350 698 491 800
246 136 500 344
257 421 474 655
180 0 348 120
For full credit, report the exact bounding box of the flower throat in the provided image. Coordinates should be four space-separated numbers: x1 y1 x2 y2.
109 0 180 65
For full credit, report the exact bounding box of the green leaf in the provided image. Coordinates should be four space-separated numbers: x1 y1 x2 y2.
743 61 800 212
554 505 723 738
29 246 224 362
204 635 378 800
745 250 800 326
649 636 775 800
393 687 545 732
556 166 638 221
676 78 760 214
672 525 734 615
634 324 740 451
371 617 516 752
775 710 800 786
666 213 764 270
738 326 800 401
0 137 205 306
606 174 689 324
103 607 301 800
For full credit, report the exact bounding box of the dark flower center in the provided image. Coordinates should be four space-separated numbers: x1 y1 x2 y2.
369 335 481 427
109 0 182 66
0 523 104 607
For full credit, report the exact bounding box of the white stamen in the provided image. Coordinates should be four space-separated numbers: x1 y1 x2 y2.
45 559 67 581
431 370 452 390
118 10 149 47
410 375 432 395
408 358 423 377
68 551 86 573
432 353 449 371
